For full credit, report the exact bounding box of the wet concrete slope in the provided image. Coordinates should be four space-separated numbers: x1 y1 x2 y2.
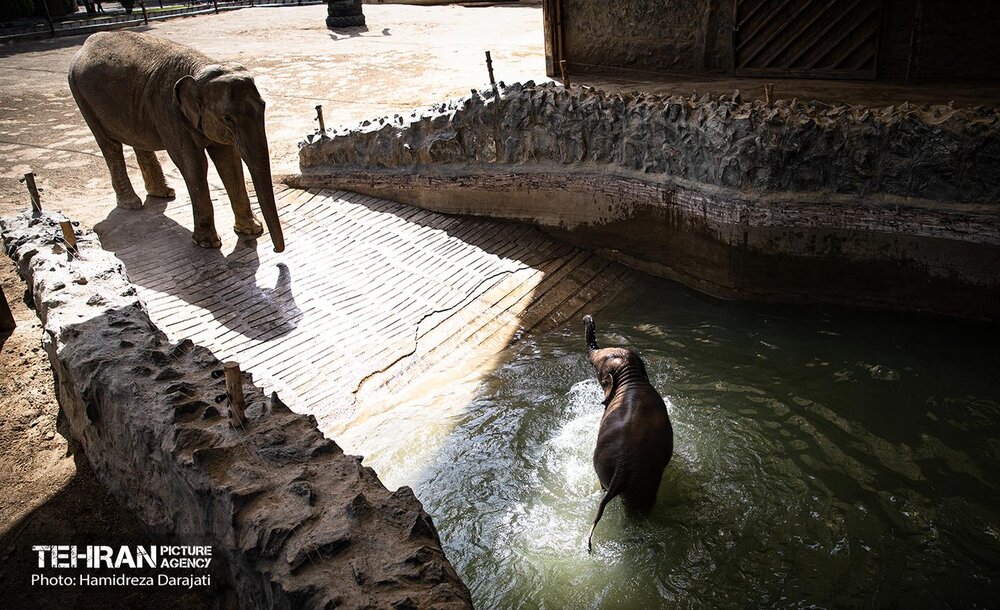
95 185 648 429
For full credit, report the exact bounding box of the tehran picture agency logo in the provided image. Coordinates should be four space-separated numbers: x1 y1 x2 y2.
30 545 213 588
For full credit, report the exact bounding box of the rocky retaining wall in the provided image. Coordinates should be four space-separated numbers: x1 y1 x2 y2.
295 82 1000 318
1 212 472 609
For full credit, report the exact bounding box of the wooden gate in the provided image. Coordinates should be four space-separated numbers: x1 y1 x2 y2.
733 0 883 79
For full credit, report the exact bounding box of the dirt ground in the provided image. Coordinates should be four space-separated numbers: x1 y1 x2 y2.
0 264 215 608
0 2 996 605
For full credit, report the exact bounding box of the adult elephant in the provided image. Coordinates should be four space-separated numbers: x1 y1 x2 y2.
68 31 284 252
583 315 673 552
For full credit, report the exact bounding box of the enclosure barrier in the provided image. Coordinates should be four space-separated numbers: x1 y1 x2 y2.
0 211 472 609
295 81 1000 319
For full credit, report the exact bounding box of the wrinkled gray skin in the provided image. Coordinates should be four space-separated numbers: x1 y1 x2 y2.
583 314 673 553
68 31 284 252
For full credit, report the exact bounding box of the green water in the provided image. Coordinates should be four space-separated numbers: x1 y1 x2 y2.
338 283 1000 609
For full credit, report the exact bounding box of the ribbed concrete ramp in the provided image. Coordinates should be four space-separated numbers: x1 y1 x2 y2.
96 186 647 429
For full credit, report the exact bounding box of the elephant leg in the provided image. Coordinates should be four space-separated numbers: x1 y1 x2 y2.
135 149 175 199
169 145 221 249
207 144 263 237
71 93 142 210
93 137 142 209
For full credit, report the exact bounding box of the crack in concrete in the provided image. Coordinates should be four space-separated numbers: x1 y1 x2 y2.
350 254 563 400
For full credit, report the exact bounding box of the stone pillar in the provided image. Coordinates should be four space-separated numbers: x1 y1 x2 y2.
327 0 365 28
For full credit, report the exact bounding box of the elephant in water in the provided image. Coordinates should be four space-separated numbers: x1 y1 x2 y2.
68 31 284 252
583 315 673 552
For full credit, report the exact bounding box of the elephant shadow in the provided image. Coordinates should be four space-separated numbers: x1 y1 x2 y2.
94 199 301 342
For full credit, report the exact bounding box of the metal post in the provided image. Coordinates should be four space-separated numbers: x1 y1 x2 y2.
213 0 219 14
315 105 326 135
485 51 499 99
224 361 247 427
764 83 775 107
19 173 41 215
553 0 566 78
140 1 148 25
39 0 55 37
0 286 15 335
906 0 924 84
59 220 77 253
559 59 569 87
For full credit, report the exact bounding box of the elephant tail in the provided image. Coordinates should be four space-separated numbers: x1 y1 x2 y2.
587 468 623 554
583 314 599 352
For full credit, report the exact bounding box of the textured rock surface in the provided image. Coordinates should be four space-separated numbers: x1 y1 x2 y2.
300 81 1000 203
296 82 1000 318
0 212 472 610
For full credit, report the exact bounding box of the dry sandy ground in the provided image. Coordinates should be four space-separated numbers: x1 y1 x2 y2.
0 4 548 223
0 4 544 605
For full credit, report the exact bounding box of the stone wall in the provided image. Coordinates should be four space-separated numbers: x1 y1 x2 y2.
300 82 1000 203
558 0 731 75
295 82 1000 318
1 212 472 609
548 0 1000 80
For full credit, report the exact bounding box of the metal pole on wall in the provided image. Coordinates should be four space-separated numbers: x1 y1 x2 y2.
906 0 924 83
315 105 326 135
554 0 566 76
19 172 42 215
224 361 247 427
39 0 56 37
485 51 499 99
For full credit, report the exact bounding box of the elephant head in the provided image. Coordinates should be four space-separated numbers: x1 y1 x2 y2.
174 64 285 252
584 314 648 406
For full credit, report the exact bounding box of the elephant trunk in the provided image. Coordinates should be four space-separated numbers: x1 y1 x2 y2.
237 133 284 253
583 315 599 353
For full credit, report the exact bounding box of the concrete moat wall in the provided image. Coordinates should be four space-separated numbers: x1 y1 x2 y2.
295 82 1000 319
1 213 472 609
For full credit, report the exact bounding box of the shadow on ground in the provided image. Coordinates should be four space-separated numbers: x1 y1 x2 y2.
94 198 301 342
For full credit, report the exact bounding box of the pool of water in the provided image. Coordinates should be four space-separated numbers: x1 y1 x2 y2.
334 282 1000 608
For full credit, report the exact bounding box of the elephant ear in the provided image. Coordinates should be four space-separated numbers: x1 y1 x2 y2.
600 370 618 406
174 75 201 132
